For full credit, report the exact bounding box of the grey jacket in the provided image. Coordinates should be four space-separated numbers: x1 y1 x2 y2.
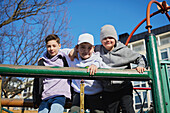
95 41 147 92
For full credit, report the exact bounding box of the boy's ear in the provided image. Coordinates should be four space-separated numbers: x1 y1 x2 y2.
92 45 95 50
75 45 78 50
59 44 61 48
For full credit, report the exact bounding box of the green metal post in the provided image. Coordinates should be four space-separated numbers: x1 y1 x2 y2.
160 61 170 112
145 33 167 113
161 61 170 95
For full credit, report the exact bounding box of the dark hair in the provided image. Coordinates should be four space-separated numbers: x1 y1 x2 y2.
45 34 60 44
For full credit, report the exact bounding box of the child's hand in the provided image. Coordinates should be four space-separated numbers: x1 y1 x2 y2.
69 47 79 61
87 64 98 75
136 67 146 73
38 57 43 62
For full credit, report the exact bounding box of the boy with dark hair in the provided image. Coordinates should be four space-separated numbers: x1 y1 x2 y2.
33 34 71 113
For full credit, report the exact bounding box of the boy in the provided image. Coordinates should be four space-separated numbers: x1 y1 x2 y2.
95 24 146 113
33 34 71 113
65 33 110 113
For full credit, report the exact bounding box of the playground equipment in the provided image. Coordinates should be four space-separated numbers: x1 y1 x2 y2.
0 0 170 113
125 1 170 112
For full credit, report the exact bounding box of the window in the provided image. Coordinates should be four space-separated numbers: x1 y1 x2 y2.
150 92 153 102
160 36 170 45
143 92 148 102
168 67 170 78
134 91 149 110
23 88 29 97
161 49 168 60
133 81 151 111
160 48 170 60
133 43 144 52
134 84 140 87
134 81 140 87
142 83 146 87
135 93 141 103
133 81 147 87
143 103 148 108
135 104 142 109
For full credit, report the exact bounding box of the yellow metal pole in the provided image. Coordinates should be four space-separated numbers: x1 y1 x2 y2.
80 79 84 113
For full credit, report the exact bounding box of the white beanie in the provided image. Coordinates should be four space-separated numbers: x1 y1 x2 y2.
78 33 94 45
100 25 118 42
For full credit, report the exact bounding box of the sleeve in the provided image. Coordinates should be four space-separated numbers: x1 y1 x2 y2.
38 59 45 66
94 52 111 69
94 45 101 52
60 48 73 55
135 54 147 68
123 47 147 68
33 59 44 108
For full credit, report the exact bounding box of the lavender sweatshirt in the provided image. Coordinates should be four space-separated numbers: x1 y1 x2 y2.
41 51 71 100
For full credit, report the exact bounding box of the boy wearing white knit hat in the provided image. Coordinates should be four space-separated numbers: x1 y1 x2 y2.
95 24 146 113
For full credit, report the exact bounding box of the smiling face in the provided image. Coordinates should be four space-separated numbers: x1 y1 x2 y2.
101 37 116 51
77 42 95 60
46 40 61 57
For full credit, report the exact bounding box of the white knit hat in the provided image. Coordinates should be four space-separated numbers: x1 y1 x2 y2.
100 25 118 42
78 33 94 45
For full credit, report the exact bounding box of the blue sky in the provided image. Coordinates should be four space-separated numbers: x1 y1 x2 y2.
67 0 170 47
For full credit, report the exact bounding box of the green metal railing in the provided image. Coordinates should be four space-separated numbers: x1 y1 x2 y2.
0 64 151 80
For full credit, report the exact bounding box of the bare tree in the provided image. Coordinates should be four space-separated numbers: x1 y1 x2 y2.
0 0 73 99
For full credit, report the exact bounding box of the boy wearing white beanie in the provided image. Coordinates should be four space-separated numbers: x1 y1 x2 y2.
95 24 146 113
